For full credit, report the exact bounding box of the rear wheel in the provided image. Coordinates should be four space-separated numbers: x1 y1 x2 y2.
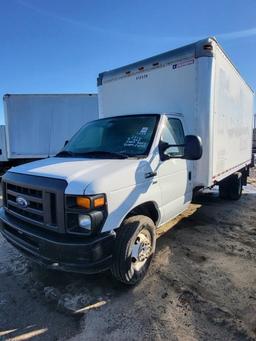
111 215 156 285
228 172 242 200
219 180 229 199
219 172 242 200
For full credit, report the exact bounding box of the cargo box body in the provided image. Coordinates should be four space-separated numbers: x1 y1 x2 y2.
3 94 98 159
98 38 254 188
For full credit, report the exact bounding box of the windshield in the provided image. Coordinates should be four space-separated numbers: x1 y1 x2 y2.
58 114 159 158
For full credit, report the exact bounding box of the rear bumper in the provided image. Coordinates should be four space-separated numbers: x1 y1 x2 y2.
0 208 115 274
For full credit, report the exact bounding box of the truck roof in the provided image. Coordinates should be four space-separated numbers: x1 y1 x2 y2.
98 37 253 93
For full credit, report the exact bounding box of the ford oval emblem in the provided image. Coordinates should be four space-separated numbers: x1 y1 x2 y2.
16 196 29 208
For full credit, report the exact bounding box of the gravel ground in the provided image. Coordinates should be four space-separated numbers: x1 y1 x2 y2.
0 170 256 341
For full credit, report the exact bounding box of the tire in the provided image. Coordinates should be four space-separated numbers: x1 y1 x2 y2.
228 172 242 200
219 172 242 200
111 215 156 285
219 180 229 199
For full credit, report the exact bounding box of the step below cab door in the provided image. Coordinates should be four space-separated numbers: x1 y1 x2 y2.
157 115 193 223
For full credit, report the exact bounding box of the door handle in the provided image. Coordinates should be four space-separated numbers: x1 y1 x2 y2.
145 171 157 179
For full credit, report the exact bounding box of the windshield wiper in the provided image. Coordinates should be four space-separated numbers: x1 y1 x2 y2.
76 151 129 159
55 150 75 157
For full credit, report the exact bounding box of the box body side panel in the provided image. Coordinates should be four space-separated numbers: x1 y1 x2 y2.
211 47 254 182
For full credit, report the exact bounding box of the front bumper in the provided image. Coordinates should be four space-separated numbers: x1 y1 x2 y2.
0 208 116 274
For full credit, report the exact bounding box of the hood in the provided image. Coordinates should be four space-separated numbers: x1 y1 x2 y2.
9 157 152 195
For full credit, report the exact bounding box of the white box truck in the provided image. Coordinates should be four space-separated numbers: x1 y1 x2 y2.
0 94 98 173
0 38 254 285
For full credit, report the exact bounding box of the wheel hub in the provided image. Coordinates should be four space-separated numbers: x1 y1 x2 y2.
131 230 152 270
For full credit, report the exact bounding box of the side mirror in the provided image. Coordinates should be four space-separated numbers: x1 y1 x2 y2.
64 140 69 147
184 135 202 160
159 135 202 161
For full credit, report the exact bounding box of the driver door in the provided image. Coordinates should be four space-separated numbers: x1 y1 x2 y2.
157 116 193 223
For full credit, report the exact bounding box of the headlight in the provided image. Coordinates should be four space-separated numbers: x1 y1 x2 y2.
78 214 91 231
65 194 107 235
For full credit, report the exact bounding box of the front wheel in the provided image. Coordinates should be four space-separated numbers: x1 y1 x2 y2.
111 215 156 285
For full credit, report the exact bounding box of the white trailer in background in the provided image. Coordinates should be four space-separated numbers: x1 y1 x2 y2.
1 93 98 172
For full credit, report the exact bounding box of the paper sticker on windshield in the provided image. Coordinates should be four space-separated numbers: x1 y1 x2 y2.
124 135 147 149
124 136 140 147
136 141 147 148
139 127 148 135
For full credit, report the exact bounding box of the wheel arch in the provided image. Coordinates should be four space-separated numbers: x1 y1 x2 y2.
122 201 160 227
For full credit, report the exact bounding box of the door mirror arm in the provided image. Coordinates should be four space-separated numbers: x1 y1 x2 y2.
158 141 171 161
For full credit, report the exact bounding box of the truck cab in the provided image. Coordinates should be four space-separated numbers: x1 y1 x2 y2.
0 113 201 285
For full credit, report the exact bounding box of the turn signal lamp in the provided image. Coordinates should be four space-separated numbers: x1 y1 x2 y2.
76 195 106 209
76 197 91 209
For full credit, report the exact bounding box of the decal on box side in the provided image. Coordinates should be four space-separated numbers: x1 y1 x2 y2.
172 59 194 70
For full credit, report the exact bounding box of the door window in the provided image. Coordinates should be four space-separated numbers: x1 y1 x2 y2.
161 118 185 157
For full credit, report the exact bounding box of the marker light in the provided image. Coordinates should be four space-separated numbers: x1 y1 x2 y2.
203 44 213 51
94 196 105 208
